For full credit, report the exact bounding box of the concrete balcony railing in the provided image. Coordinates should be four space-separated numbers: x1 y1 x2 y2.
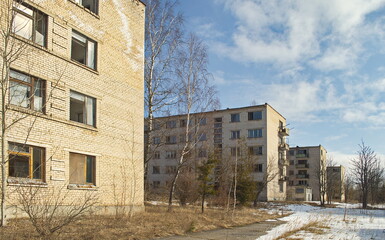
295 163 309 168
296 174 309 179
296 153 309 158
279 176 288 181
279 158 289 166
279 143 289 150
278 127 289 136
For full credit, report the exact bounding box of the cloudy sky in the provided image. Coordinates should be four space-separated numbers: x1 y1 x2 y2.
177 0 385 170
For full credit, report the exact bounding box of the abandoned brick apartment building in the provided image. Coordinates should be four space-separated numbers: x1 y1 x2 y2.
147 104 290 201
1 0 145 218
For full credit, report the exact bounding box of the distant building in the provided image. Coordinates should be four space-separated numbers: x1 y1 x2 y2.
327 166 345 202
147 104 289 201
286 145 327 201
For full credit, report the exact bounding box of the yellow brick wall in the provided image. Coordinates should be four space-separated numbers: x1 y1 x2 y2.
0 0 145 217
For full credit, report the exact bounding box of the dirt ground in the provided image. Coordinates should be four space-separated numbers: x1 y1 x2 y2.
0 204 283 240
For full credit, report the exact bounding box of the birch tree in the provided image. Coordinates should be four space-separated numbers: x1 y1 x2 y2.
144 0 183 183
167 34 219 210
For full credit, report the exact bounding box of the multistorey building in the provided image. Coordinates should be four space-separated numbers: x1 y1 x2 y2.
286 145 327 201
327 166 345 202
1 0 145 218
147 104 289 201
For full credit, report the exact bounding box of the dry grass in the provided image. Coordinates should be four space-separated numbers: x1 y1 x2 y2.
273 220 329 240
0 204 283 240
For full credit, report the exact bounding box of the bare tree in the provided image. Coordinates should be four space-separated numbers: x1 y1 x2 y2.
144 0 183 185
326 157 338 204
167 34 219 210
351 141 381 209
368 160 384 205
253 156 279 207
14 183 97 239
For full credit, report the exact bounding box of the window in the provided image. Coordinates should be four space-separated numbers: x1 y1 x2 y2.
180 119 187 127
166 136 177 144
290 160 294 165
248 111 262 120
296 149 308 157
12 3 47 47
153 151 160 159
231 130 240 139
230 113 240 122
73 0 99 14
296 188 304 194
279 182 283 192
152 166 160 174
165 166 177 174
198 133 207 141
8 142 45 181
289 170 294 176
165 120 176 129
199 118 207 125
9 69 45 112
248 129 262 138
153 137 161 145
254 164 263 172
69 153 95 185
165 151 176 159
230 147 240 157
298 180 307 186
71 30 97 69
289 150 295 156
249 146 263 155
198 149 207 158
152 121 161 130
70 90 96 126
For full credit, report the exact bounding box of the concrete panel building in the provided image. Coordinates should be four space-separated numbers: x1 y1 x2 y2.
1 0 145 218
147 104 289 201
327 166 345 202
286 145 327 201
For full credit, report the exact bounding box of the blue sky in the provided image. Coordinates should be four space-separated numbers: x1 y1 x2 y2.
177 0 385 170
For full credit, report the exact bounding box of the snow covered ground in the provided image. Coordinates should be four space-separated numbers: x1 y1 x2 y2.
257 203 385 240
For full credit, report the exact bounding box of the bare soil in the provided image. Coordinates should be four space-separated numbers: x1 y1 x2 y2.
0 204 283 240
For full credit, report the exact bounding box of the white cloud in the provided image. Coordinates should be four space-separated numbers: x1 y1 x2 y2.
214 0 385 71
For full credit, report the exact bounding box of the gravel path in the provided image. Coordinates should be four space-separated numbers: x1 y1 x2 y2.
155 219 285 240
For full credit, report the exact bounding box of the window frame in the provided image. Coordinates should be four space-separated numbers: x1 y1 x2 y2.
248 111 262 121
248 129 263 138
69 90 96 127
249 146 263 156
12 2 48 47
8 142 45 182
71 30 97 70
9 69 46 113
230 130 240 139
72 0 99 15
69 152 96 186
230 113 240 122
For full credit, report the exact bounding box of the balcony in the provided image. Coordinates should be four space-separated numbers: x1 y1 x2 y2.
296 174 309 179
279 143 289 150
279 176 288 181
295 163 309 168
279 127 289 136
279 158 289 166
296 153 309 158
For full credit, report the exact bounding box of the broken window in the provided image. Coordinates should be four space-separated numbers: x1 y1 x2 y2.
69 153 95 185
8 142 45 181
70 90 96 127
9 69 45 112
12 2 47 47
73 0 99 14
71 30 97 69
